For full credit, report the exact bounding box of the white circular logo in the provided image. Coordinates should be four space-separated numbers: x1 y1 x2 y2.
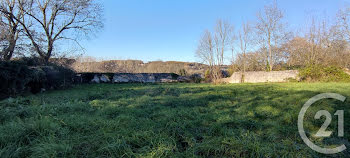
298 93 347 154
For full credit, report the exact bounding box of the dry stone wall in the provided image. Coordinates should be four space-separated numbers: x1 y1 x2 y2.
75 73 191 84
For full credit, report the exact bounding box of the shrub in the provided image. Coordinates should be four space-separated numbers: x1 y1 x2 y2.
299 65 350 82
178 69 187 76
189 74 203 83
17 57 46 66
170 73 179 79
227 66 236 76
0 58 76 100
204 69 211 82
0 60 39 99
40 65 75 89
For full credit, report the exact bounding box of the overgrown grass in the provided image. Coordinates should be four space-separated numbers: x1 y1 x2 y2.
0 83 350 157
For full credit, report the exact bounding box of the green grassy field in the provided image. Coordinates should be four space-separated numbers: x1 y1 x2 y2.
0 83 350 157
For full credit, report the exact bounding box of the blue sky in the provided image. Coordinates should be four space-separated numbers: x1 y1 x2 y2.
81 0 347 62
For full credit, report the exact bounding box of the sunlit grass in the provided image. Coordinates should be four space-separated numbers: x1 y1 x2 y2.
0 83 349 157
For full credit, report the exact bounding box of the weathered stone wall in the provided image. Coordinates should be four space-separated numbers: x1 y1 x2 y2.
222 70 299 83
75 73 191 84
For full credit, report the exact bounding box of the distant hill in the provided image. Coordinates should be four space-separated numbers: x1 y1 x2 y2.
71 60 212 76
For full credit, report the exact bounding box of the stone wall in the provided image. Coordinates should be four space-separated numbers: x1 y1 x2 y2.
222 70 299 83
75 73 191 84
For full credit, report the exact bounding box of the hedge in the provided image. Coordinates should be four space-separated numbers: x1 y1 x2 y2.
0 58 75 100
299 65 350 82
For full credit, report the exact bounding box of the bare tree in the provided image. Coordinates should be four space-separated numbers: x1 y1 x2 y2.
283 17 325 68
238 21 253 81
338 7 350 42
307 18 325 65
196 30 214 70
1 0 103 62
196 20 234 82
214 20 234 67
234 50 266 71
255 0 287 71
0 0 24 61
283 14 350 68
320 15 350 68
283 37 309 67
213 20 234 81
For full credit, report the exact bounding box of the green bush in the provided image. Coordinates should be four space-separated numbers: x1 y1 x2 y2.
204 69 211 82
299 65 350 82
0 60 41 99
178 69 187 76
227 66 236 76
17 57 46 66
189 74 203 83
41 65 75 89
0 58 76 100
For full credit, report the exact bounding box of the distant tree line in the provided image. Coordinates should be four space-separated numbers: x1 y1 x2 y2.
196 0 350 81
72 57 210 76
0 0 103 62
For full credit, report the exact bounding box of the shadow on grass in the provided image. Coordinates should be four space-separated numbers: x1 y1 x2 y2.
0 83 350 157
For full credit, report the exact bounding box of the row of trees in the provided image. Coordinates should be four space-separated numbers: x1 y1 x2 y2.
0 0 103 62
196 1 350 81
196 20 233 81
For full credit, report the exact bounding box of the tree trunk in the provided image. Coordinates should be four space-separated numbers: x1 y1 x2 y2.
2 38 16 61
242 52 246 83
269 45 272 71
268 33 273 71
43 41 54 63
